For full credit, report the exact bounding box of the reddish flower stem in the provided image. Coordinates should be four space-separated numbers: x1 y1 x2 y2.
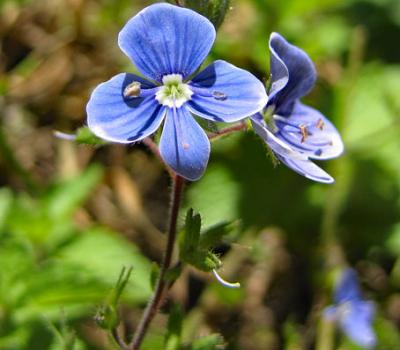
127 174 185 350
208 122 247 140
142 137 174 178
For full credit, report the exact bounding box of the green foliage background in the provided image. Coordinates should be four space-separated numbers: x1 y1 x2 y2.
1 0 400 349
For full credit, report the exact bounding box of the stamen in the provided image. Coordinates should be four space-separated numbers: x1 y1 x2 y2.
299 124 309 143
316 118 325 130
187 87 228 101
212 91 227 101
124 81 141 98
212 269 241 289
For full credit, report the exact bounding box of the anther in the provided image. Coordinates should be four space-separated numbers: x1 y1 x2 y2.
183 142 190 150
316 118 325 130
124 81 141 98
299 124 309 143
212 269 240 289
212 91 227 101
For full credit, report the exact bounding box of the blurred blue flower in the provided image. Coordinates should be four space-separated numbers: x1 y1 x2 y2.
251 33 344 183
324 268 377 349
86 3 267 181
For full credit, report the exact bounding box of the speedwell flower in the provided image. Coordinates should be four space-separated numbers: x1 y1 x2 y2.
324 268 376 349
251 33 343 183
87 3 267 181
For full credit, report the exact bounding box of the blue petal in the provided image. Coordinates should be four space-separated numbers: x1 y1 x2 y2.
251 113 308 161
278 156 335 184
159 107 210 181
87 73 166 143
187 60 268 122
275 102 344 160
340 301 376 349
268 32 316 114
118 3 216 83
251 114 334 184
334 268 363 304
323 306 339 321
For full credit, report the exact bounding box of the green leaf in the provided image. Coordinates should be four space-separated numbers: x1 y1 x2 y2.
75 127 107 146
184 165 240 228
57 227 152 303
46 314 77 350
199 221 236 249
188 334 224 350
179 208 201 252
165 304 183 350
179 210 221 272
95 266 133 330
169 0 231 29
45 165 103 220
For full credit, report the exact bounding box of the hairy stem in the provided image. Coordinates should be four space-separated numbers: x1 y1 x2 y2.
142 137 174 178
111 328 128 350
128 174 185 350
208 122 247 140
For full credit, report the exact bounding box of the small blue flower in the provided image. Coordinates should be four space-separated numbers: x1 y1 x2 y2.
324 268 377 349
251 33 344 183
86 3 268 181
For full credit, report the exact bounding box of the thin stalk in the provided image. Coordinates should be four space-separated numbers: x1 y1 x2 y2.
208 122 247 140
142 137 174 178
128 174 185 350
110 328 129 350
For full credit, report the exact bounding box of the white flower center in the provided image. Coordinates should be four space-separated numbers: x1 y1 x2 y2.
155 74 193 108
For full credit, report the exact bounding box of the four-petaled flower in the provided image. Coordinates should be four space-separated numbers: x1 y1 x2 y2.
251 33 344 183
324 268 376 349
86 3 268 181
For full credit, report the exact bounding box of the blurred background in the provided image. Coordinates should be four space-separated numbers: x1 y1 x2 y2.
1 0 400 349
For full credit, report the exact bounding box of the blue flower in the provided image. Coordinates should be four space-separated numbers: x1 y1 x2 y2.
251 33 344 183
324 268 377 349
86 3 267 181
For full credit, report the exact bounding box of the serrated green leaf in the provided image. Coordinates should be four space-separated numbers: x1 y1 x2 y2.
199 221 236 249
179 210 222 272
180 208 201 252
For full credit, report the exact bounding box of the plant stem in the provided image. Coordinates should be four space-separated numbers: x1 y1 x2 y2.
208 122 247 140
128 174 185 350
111 328 129 350
142 137 174 178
